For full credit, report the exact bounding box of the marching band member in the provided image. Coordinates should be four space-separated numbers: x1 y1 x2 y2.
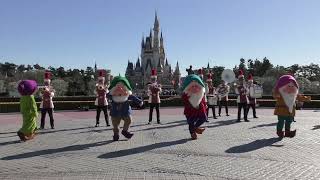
235 70 249 122
40 71 55 129
246 74 258 118
205 72 217 119
217 80 230 117
148 69 162 124
17 80 38 141
273 75 311 138
95 70 110 127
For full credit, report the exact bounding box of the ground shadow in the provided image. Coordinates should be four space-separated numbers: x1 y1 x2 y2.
225 137 282 153
131 121 186 132
249 123 277 129
311 125 320 130
0 140 21 146
205 119 239 129
37 126 93 135
0 131 17 135
1 140 113 160
98 138 189 159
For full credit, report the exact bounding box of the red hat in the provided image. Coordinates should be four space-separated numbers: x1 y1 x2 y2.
97 69 106 81
44 71 51 84
248 74 253 81
206 72 213 82
151 69 157 79
238 70 244 79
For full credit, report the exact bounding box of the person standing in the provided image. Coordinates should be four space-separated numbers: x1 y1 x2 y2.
246 74 258 118
235 70 249 122
205 72 217 119
217 80 230 116
148 69 162 124
40 71 55 129
95 70 110 127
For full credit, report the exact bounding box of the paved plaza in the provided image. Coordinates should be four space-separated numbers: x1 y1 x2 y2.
1 107 320 179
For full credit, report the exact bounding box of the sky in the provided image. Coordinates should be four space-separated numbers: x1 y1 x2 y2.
1 0 320 76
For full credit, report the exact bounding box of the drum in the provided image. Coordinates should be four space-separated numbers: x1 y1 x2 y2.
250 85 263 98
207 95 218 105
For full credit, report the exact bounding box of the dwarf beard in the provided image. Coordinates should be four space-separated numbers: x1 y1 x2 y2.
279 88 297 113
110 87 132 103
186 88 205 108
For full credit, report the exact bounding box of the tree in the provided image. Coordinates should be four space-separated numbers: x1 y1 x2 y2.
51 79 68 96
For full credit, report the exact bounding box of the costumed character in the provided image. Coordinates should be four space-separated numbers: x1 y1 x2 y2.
108 76 143 141
17 80 38 141
273 75 311 138
182 74 207 140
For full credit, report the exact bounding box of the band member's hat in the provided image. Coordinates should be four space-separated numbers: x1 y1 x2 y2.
238 70 244 79
44 71 51 84
206 72 213 82
97 69 106 82
151 69 157 79
248 74 253 82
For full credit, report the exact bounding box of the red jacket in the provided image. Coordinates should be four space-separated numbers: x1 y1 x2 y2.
182 93 207 119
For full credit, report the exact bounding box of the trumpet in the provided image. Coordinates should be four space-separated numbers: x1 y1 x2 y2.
97 84 106 90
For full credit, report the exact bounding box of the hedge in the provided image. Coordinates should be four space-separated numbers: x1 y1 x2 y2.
1 98 319 113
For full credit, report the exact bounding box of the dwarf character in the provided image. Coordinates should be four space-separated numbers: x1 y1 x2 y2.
108 76 143 141
182 74 207 140
17 80 39 141
273 75 311 138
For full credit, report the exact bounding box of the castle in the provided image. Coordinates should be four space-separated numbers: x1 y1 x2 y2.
125 13 181 91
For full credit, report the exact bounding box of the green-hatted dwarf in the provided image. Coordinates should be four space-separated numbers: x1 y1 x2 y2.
108 76 143 141
273 75 311 138
182 74 207 140
17 80 39 141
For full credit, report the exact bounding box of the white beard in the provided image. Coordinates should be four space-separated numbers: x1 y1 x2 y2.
279 89 297 113
186 88 205 108
112 95 129 103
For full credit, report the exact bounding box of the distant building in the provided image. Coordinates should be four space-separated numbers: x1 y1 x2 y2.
0 80 6 93
125 13 181 90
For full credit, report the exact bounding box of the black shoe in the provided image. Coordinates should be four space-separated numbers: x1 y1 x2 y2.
226 114 230 116
157 121 161 124
236 119 241 122
39 127 44 130
113 134 119 141
17 131 26 142
244 119 250 122
254 116 258 118
213 117 217 119
205 120 209 122
147 122 151 125
51 126 55 129
106 124 110 127
121 130 134 139
95 124 99 127
218 114 221 117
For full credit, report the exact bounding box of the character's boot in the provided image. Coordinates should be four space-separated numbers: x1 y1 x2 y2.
191 132 197 140
285 130 296 138
17 131 26 142
195 127 205 134
277 131 284 138
113 134 119 141
121 130 134 139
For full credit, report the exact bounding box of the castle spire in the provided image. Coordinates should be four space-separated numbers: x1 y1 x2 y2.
141 36 145 48
174 61 180 74
154 11 159 30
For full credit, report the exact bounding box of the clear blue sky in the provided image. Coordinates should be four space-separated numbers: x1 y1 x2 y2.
1 0 320 76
